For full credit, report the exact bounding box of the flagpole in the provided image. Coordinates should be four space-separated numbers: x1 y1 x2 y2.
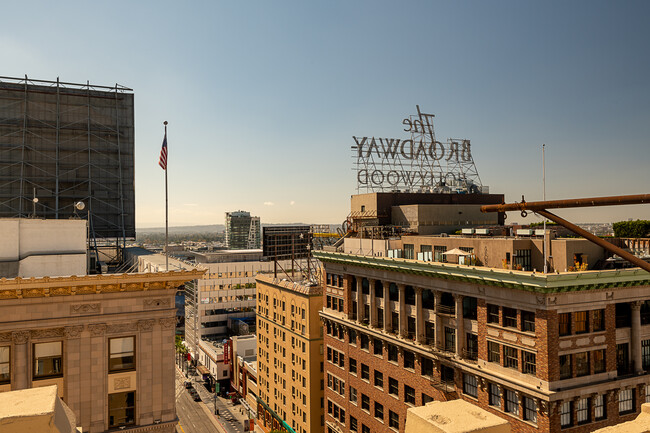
164 121 169 272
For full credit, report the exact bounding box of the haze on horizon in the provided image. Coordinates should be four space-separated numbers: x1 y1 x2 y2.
2 0 648 228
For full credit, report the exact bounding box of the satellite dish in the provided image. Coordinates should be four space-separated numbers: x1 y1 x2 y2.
74 201 85 211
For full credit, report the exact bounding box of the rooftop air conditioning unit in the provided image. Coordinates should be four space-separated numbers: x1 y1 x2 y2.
461 228 475 235
516 229 533 236
475 228 491 235
534 229 546 236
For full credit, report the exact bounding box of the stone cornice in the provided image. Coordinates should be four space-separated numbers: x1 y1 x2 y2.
314 251 650 294
0 270 205 300
255 274 322 296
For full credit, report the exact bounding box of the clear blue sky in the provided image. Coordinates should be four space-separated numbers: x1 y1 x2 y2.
3 1 649 227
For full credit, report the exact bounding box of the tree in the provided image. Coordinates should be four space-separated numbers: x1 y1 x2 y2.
613 220 650 238
175 335 187 355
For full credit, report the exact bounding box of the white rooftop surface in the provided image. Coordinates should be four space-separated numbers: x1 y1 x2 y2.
405 400 509 433
0 385 78 433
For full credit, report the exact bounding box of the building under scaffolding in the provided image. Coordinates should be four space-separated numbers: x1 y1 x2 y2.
0 76 135 251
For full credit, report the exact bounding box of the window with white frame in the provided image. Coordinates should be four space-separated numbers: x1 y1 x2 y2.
350 386 357 404
109 337 135 372
505 389 519 415
523 396 537 424
33 341 63 379
595 394 606 421
619 389 635 415
463 374 477 398
560 401 573 428
576 397 590 424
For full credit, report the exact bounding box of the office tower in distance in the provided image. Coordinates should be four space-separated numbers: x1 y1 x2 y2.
226 211 261 250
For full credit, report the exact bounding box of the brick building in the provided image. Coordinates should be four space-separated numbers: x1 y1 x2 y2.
317 244 650 433
255 275 324 433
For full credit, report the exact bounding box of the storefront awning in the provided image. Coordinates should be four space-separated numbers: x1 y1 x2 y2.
197 365 210 375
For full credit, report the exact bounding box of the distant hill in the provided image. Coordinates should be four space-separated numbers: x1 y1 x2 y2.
137 224 224 234
137 222 337 235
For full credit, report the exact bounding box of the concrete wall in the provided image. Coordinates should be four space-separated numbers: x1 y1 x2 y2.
0 219 86 278
392 204 500 234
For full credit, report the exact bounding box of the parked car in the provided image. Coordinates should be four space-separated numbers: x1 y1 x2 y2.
193 393 201 402
184 381 193 389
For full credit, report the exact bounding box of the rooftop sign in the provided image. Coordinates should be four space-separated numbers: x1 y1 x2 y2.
352 106 483 193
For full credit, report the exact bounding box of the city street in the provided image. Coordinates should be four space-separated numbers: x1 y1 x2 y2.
175 365 247 433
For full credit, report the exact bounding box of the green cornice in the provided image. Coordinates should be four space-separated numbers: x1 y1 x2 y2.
313 251 650 294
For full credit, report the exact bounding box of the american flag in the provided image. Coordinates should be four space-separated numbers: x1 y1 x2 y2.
159 133 168 170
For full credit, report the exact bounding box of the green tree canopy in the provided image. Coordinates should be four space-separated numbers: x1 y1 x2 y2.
613 220 650 238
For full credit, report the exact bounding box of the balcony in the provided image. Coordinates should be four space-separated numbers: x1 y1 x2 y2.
437 305 455 316
462 349 478 362
436 341 455 355
429 376 455 393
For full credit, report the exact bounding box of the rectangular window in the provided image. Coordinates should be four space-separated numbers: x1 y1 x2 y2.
389 410 399 430
361 363 369 381
350 416 358 432
349 358 357 375
444 327 455 352
503 346 518 370
0 347 9 384
595 394 606 421
523 396 537 424
360 334 369 350
361 394 370 411
374 402 384 421
619 388 635 415
388 377 398 396
488 341 500 363
575 311 589 334
593 309 605 331
594 349 606 374
387 344 398 362
404 351 415 369
487 304 499 324
576 397 590 424
362 425 370 433
522 351 536 376
349 328 357 345
33 341 63 379
422 394 433 404
463 374 477 398
489 383 501 408
503 307 517 328
109 337 135 372
521 310 535 332
505 389 519 415
421 357 434 377
560 401 573 428
350 386 357 404
559 354 572 379
643 340 650 370
466 333 478 360
373 339 383 356
559 313 571 336
374 370 383 389
404 244 415 260
434 245 447 263
405 385 416 404
514 249 531 271
575 352 589 377
109 391 135 428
